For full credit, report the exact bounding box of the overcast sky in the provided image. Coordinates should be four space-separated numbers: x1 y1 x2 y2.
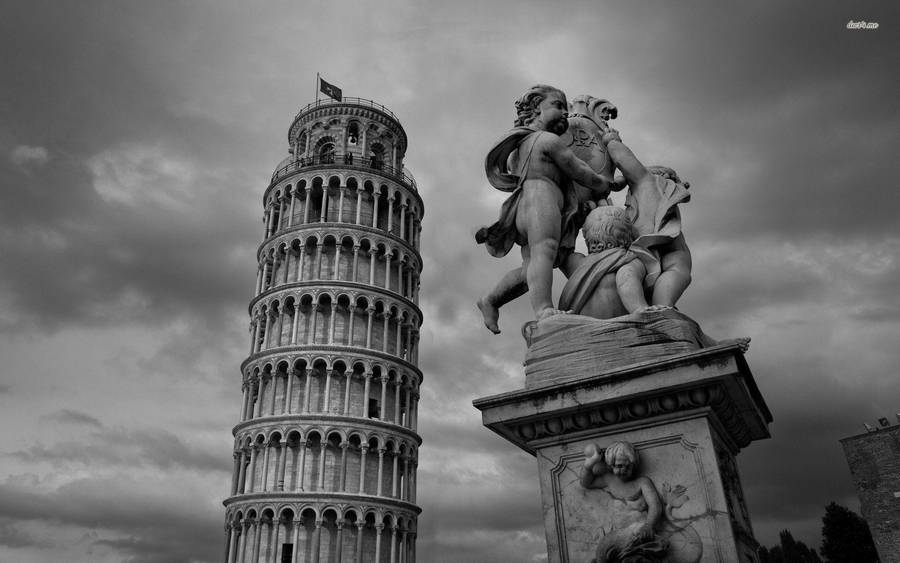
0 1 898 562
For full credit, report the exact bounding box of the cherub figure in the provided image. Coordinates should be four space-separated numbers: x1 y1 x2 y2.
602 128 693 309
580 441 668 562
476 85 617 330
557 206 657 319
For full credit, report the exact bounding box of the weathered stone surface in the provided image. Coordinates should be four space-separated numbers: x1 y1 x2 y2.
523 309 717 389
474 345 771 563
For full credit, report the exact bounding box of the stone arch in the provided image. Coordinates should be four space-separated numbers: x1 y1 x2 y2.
315 135 335 164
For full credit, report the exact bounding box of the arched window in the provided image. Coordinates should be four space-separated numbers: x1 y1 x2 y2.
370 142 384 170
347 122 360 145
319 142 335 164
297 132 308 157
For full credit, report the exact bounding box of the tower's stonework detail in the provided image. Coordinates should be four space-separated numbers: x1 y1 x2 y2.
224 97 424 563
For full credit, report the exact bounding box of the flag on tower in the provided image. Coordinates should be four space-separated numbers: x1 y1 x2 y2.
319 76 342 101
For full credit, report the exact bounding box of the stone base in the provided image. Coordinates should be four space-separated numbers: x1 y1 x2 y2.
473 344 772 563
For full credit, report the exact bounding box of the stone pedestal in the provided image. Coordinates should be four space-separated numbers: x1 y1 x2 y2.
473 343 771 563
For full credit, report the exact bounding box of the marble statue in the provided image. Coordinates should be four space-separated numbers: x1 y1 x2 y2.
476 85 620 333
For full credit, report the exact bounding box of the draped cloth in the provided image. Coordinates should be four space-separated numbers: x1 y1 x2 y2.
626 175 691 284
476 127 583 265
558 248 636 314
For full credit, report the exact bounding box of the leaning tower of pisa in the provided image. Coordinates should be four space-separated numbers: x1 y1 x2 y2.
223 95 424 563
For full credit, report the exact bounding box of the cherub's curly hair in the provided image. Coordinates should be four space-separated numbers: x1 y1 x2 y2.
514 84 566 127
582 206 635 253
604 441 638 467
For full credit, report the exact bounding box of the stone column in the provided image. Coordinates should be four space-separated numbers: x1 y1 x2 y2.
355 522 365 563
368 249 377 285
337 186 346 223
250 518 262 563
285 369 295 414
323 367 332 413
310 302 319 344
314 243 324 279
371 189 381 229
399 202 408 240
230 452 241 495
363 372 372 417
297 440 307 491
355 188 364 225
291 303 301 345
240 383 250 421
236 520 250 563
296 244 306 279
255 264 264 295
226 523 238 563
402 456 410 500
376 448 385 496
303 370 312 413
311 520 323 563
391 451 399 497
268 373 278 416
387 197 394 233
403 385 412 427
291 520 302 562
351 244 360 282
389 525 398 563
380 376 389 421
317 441 327 490
335 520 345 562
260 442 271 491
394 380 402 425
271 518 282 563
384 252 393 290
374 523 384 563
246 445 258 493
237 449 248 493
343 370 353 415
382 311 391 353
319 189 328 222
365 306 375 349
276 441 288 491
287 188 297 227
303 186 312 223
339 441 349 491
328 302 337 344
359 445 368 493
347 305 357 346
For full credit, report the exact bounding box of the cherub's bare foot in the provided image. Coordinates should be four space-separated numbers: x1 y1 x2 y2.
477 297 501 334
536 307 568 322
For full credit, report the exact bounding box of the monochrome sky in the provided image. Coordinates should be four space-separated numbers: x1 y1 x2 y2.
0 1 898 561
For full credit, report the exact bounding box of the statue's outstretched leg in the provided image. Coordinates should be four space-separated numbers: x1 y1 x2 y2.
477 267 527 334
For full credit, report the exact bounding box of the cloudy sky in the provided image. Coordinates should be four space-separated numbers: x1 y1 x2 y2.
0 1 898 561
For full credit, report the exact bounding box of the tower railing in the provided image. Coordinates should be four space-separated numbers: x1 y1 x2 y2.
294 96 401 123
270 151 418 190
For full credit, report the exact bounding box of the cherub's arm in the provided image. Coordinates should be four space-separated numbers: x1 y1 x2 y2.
544 135 614 199
580 444 609 489
601 130 648 189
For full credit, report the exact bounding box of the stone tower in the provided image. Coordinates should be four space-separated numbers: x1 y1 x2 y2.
224 96 424 563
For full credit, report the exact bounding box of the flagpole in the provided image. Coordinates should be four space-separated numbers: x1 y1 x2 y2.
316 73 320 104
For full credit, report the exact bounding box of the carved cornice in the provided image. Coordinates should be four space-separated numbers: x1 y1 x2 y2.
474 345 771 456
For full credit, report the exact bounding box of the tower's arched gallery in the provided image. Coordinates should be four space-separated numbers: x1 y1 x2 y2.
223 95 424 563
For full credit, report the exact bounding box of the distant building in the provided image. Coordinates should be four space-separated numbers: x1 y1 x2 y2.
841 422 900 560
223 95 424 562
